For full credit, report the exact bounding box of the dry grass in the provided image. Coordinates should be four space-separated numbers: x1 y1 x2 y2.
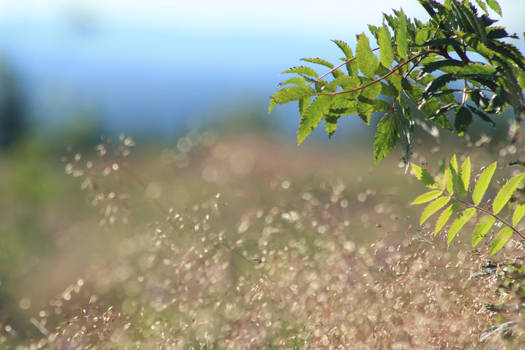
1 132 524 349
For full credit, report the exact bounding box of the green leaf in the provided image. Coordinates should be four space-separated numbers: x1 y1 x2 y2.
450 154 458 173
278 77 307 87
268 100 277 114
461 157 471 192
472 161 497 205
396 10 408 59
518 71 525 91
486 0 502 16
448 207 476 244
493 172 525 215
360 80 382 100
472 215 496 247
435 203 461 236
445 168 455 195
299 97 310 115
489 227 513 256
297 95 332 145
411 189 443 205
420 196 451 225
475 0 488 14
332 39 353 58
378 25 394 68
271 86 316 105
455 107 472 136
301 57 334 69
283 66 319 78
374 113 400 163
512 204 525 226
324 115 338 137
356 33 379 79
411 163 436 187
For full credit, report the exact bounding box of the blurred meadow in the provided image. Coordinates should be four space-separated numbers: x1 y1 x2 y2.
1 0 525 349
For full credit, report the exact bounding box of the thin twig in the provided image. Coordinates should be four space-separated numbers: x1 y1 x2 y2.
454 197 525 241
324 51 431 97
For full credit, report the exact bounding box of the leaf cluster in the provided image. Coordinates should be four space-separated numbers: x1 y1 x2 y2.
269 0 525 163
411 155 525 255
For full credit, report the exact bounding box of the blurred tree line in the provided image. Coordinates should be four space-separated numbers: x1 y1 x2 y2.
0 57 26 150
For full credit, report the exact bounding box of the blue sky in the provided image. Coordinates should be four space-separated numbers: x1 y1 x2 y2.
0 0 523 135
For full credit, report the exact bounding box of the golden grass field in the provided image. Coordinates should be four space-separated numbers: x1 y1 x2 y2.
1 131 524 349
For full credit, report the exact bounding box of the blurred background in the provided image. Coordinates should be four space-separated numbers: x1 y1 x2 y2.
0 0 524 346
1 0 522 143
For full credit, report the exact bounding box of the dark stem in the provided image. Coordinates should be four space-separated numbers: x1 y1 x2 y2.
325 50 431 97
454 197 525 241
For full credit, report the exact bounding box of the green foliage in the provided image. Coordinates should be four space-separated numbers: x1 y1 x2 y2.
269 0 524 163
411 155 525 255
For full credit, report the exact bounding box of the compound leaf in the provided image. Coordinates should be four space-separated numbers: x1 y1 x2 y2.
448 207 476 244
472 215 496 247
472 161 497 205
421 196 451 225
489 227 513 256
493 172 525 215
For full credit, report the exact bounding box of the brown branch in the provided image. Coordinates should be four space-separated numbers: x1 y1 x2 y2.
316 47 382 82
455 197 525 241
324 50 430 97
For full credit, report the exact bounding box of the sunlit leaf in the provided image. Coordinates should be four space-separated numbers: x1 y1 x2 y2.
486 0 502 16
378 25 394 68
420 196 451 225
513 203 525 226
493 172 525 215
461 157 471 191
472 215 496 247
356 33 379 79
447 207 476 244
278 77 307 87
396 10 408 59
301 57 334 69
472 161 497 205
271 86 316 105
489 227 513 256
411 163 436 187
411 189 443 205
283 66 319 78
435 203 460 236
332 39 353 58
297 95 332 145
